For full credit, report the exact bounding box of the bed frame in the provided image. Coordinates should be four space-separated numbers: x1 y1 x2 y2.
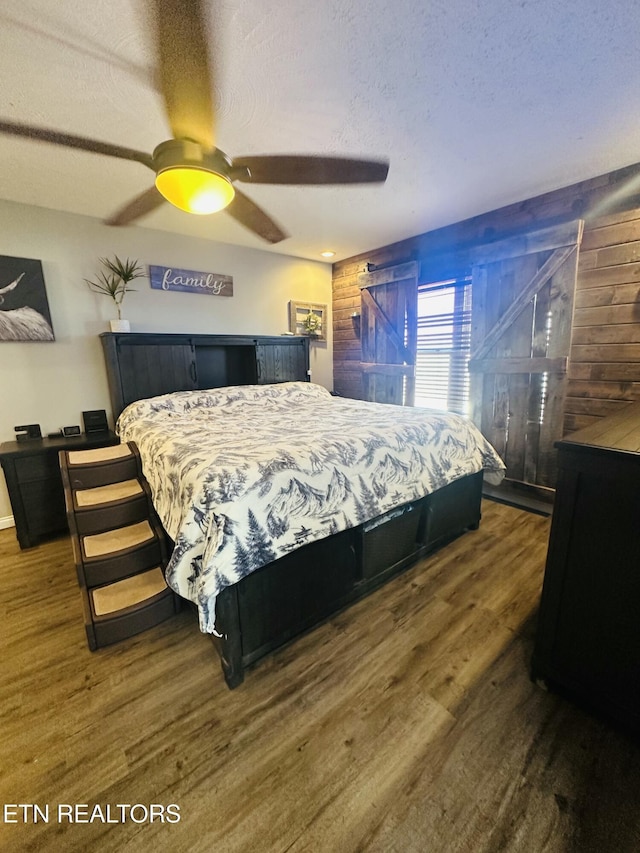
100 332 485 688
212 471 483 687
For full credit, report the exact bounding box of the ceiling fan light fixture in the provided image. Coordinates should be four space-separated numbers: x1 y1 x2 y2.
155 166 235 215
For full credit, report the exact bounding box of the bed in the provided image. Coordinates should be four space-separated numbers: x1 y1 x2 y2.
116 380 505 687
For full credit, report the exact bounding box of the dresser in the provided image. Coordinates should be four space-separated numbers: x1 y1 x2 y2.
531 402 640 732
0 431 119 549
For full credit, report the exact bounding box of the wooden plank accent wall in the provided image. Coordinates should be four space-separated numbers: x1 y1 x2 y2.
333 162 640 436
566 207 640 433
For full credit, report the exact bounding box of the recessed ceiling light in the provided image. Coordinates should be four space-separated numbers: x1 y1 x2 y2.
321 250 335 258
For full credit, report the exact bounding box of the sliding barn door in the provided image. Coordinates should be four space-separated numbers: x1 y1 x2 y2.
469 220 583 489
358 262 418 405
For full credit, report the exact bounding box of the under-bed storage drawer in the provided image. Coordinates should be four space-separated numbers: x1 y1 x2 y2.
361 501 424 580
423 472 483 549
359 474 484 582
236 528 359 658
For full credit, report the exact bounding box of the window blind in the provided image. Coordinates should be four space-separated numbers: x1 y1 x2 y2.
414 276 472 416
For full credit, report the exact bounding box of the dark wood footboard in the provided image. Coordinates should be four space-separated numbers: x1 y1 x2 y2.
213 471 484 688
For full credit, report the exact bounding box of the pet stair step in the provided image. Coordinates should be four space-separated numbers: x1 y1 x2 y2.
75 478 144 507
79 519 164 586
91 567 169 617
71 479 150 534
62 443 140 489
85 587 179 651
81 519 156 560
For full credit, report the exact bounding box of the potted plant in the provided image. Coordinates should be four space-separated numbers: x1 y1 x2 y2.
85 255 144 332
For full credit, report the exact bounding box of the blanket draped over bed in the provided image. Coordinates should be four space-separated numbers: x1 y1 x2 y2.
117 382 505 633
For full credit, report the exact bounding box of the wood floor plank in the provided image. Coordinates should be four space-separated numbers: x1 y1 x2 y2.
1 501 640 853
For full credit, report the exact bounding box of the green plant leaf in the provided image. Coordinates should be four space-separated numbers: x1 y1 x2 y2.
85 256 144 310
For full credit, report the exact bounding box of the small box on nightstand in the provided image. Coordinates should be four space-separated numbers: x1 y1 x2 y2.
82 410 109 435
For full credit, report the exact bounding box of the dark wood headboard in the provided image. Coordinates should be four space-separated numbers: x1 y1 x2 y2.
100 332 310 420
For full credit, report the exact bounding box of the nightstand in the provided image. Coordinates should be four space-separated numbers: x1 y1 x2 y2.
0 431 119 549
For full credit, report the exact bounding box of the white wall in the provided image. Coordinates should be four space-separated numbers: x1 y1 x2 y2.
0 199 332 523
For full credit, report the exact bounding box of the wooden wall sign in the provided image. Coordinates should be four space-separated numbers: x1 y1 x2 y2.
149 264 233 297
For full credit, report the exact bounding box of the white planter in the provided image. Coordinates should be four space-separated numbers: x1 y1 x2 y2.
109 319 130 332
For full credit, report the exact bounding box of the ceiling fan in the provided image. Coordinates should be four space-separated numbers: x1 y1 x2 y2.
0 0 389 244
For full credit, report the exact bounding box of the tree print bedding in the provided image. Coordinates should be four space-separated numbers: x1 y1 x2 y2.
117 382 505 633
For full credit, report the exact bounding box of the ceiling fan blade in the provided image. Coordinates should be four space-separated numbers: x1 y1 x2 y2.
152 0 215 149
232 155 389 185
105 186 165 226
0 119 154 169
226 189 288 244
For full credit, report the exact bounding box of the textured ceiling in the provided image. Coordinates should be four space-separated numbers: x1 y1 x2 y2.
1 0 640 262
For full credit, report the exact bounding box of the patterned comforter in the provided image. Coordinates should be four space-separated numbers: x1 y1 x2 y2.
117 382 505 632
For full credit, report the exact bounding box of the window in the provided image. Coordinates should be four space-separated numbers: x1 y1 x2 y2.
414 275 472 416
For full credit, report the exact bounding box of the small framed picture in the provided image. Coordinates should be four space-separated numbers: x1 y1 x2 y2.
289 301 327 341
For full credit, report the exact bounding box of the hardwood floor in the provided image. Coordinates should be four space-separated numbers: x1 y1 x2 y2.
1 500 639 852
